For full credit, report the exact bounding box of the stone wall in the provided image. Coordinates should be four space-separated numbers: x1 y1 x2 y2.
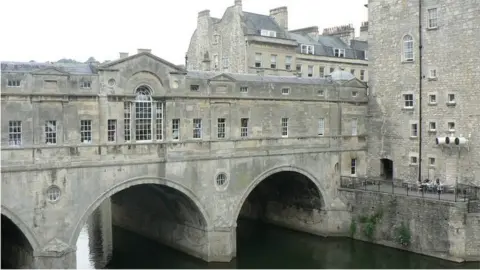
339 189 480 262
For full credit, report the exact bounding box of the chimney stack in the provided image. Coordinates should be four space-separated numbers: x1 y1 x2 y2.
270 7 288 30
119 52 129 59
198 9 210 18
358 21 368 41
234 0 242 7
322 24 355 46
137 48 152 54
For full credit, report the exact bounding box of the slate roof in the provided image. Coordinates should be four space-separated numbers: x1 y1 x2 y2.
1 61 97 75
242 12 290 39
187 71 333 85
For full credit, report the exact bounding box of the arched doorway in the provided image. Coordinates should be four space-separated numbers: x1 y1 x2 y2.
1 214 34 268
234 170 325 261
380 159 394 180
72 178 210 268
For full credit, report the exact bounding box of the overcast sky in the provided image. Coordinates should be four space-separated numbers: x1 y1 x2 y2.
0 0 367 65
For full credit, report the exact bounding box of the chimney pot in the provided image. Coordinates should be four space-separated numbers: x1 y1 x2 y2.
119 52 129 59
137 49 152 54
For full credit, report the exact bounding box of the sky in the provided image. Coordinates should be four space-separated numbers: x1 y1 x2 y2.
0 0 367 65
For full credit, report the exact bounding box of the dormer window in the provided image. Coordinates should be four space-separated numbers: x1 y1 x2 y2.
260 29 277 37
7 79 21 87
333 48 345 57
301 44 314 55
80 81 91 89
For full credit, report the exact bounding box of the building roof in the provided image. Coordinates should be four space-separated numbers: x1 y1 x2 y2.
1 61 97 75
329 68 356 81
242 12 289 39
187 71 333 85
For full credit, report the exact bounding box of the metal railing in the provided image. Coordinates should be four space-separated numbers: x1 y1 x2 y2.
340 176 480 202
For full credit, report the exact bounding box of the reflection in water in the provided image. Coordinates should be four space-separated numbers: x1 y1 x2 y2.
75 220 479 269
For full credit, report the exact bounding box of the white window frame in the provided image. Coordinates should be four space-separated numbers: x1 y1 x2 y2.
300 44 315 55
351 118 358 136
107 119 117 142
351 158 357 176
80 81 92 89
333 48 346 57
281 118 288 137
260 29 277 37
45 120 57 145
403 94 414 108
428 94 437 105
217 118 226 139
352 91 358 97
296 64 302 75
447 93 456 104
156 102 163 141
429 69 437 79
270 54 277 69
240 86 248 93
172 119 180 141
317 89 325 97
7 79 21 87
403 35 414 62
124 102 131 142
190 84 199 91
429 157 436 166
447 122 455 132
134 86 153 142
240 118 249 138
360 70 365 81
281 87 290 95
213 54 219 69
307 65 313 77
222 57 229 70
8 120 22 146
318 118 325 136
285 56 292 70
255 53 262 68
193 118 202 139
428 121 437 132
410 156 418 165
411 123 418 137
427 8 438 29
80 120 92 144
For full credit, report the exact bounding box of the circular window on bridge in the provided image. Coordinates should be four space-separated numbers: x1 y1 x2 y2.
46 185 61 203
215 173 228 190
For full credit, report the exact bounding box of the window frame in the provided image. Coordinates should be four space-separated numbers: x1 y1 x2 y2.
403 94 414 108
193 118 202 139
281 118 288 137
318 118 325 136
45 120 57 145
427 8 438 29
411 123 418 137
281 87 290 95
107 119 117 142
7 79 21 87
300 44 315 55
156 102 164 141
351 118 358 136
8 120 22 146
403 35 414 62
270 54 277 69
255 53 262 68
80 119 92 144
217 118 226 139
285 56 292 70
134 86 154 142
351 158 357 176
172 119 180 141
333 48 346 57
307 65 314 77
240 118 249 138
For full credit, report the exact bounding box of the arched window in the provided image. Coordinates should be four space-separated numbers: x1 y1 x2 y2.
403 35 414 62
135 85 153 141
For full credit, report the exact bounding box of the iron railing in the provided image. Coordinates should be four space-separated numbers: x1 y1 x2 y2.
340 176 480 202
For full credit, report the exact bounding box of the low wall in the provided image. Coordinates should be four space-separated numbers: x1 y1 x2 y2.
339 189 480 262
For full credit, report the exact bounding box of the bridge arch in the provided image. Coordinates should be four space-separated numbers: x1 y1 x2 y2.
233 165 327 223
69 176 212 247
1 205 40 251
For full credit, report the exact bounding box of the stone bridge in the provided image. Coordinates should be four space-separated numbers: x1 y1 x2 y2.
1 51 368 268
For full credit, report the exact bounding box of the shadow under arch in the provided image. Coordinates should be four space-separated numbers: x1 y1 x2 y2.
68 176 212 247
233 165 327 223
1 205 40 251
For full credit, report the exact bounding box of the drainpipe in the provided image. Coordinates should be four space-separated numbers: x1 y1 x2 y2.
418 0 424 184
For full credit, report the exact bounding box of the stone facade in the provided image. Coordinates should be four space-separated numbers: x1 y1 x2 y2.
339 189 480 262
0 51 368 268
367 0 480 186
186 0 369 82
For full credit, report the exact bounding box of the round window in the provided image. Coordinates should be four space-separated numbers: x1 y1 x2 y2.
216 173 227 187
46 185 61 203
107 78 116 87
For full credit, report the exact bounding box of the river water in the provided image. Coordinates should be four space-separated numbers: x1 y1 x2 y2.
76 220 479 269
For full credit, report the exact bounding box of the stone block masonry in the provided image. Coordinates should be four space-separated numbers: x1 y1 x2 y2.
339 189 480 262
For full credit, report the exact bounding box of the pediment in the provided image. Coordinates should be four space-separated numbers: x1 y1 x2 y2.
342 78 367 88
98 52 186 73
31 66 70 76
208 73 236 82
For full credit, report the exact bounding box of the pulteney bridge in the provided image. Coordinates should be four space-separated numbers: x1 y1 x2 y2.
1 51 368 268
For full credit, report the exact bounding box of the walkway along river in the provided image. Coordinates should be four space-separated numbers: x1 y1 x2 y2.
76 220 479 269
